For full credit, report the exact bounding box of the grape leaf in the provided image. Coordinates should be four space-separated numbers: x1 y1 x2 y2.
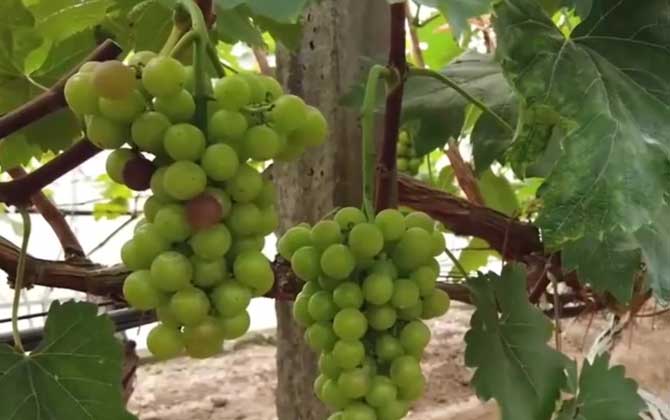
25 0 113 43
0 135 41 171
555 354 644 420
478 169 519 216
402 52 515 157
635 209 670 301
0 301 136 420
413 0 490 37
217 0 309 23
416 13 462 70
253 14 302 50
465 264 569 420
216 7 265 48
452 237 499 275
563 232 641 303
127 0 173 52
494 0 670 246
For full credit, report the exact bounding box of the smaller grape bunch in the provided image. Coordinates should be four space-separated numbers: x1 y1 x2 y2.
395 131 421 176
64 52 328 359
278 207 451 420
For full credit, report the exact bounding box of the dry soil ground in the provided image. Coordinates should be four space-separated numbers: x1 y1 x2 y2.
128 303 670 420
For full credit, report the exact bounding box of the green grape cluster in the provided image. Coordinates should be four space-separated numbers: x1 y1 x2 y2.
278 207 451 420
64 53 328 360
396 132 421 176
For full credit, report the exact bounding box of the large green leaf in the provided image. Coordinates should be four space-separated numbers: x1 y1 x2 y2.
563 232 641 303
452 237 499 275
402 51 515 157
635 210 670 301
26 0 113 43
216 6 265 48
0 301 136 420
555 354 644 420
494 0 670 246
413 0 490 37
478 169 519 216
465 264 568 420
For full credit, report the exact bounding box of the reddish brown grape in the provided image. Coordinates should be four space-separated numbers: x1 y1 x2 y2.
122 156 155 191
185 192 223 231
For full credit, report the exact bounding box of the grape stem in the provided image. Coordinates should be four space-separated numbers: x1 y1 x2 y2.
360 64 391 221
169 30 197 58
12 208 31 353
407 68 514 133
178 0 214 131
206 43 229 77
159 24 188 56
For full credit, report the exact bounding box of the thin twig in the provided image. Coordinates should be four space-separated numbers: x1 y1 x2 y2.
7 167 84 259
548 271 562 351
405 1 425 68
12 209 31 353
444 248 468 278
87 215 138 257
253 47 273 76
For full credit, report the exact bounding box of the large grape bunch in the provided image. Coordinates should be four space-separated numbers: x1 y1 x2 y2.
63 53 328 359
396 131 421 176
278 207 451 420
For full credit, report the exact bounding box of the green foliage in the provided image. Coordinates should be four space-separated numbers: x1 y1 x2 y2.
465 264 569 420
495 0 670 246
452 237 499 275
402 52 516 161
412 0 490 37
0 301 135 420
477 169 519 216
93 174 132 219
555 354 644 420
415 14 462 69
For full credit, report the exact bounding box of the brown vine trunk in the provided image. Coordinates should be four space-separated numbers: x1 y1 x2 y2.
272 1 389 418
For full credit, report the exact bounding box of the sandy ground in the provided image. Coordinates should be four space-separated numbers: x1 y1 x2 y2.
128 303 670 420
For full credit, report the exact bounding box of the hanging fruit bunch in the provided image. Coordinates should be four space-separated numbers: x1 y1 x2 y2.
278 207 451 419
64 42 327 359
396 131 421 176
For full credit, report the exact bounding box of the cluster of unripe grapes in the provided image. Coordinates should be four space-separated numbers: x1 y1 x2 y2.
63 52 327 359
278 207 451 420
396 132 421 176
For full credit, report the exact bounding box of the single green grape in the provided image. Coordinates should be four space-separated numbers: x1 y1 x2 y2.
260 75 283 101
153 203 192 242
142 56 186 97
164 123 206 161
270 94 307 133
213 75 251 110
305 322 337 353
365 376 398 408
332 282 364 309
225 163 263 203
320 244 355 280
391 279 420 310
405 211 434 232
389 355 422 386
149 251 193 292
374 208 406 242
99 90 146 123
163 161 207 200
189 224 232 259
226 202 261 236
320 378 350 410
154 89 195 122
219 310 250 339
366 304 397 331
311 220 343 250
201 143 239 181
92 60 136 99
362 273 394 305
348 223 384 259
410 265 438 297
391 227 434 272
332 339 365 370
209 109 248 141
211 281 252 318
133 223 170 261
143 195 170 223
233 251 274 296
341 402 376 420
64 73 99 115
182 316 224 358
86 115 127 149
121 240 152 270
131 111 171 154
334 207 366 230
191 255 227 288
292 293 314 327
337 368 370 399
244 125 283 161
375 334 405 361
169 287 211 326
258 205 279 236
421 289 450 319
290 106 328 147
278 226 312 259
319 351 342 378
333 308 367 340
238 72 266 103
147 324 184 360
123 270 161 310
308 291 337 322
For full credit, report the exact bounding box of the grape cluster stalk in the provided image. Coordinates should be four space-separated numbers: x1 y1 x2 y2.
279 207 451 420
396 131 421 176
63 52 328 359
